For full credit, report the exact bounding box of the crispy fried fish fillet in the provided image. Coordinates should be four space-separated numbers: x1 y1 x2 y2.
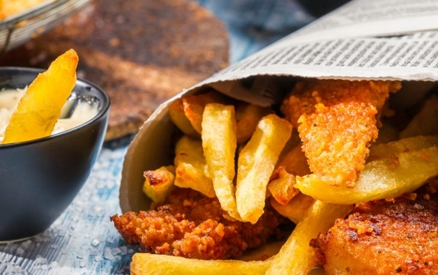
281 80 401 187
311 191 438 275
111 188 286 260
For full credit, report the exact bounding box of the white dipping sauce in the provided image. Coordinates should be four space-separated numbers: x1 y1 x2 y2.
0 89 99 143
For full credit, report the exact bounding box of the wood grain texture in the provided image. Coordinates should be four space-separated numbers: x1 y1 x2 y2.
0 0 229 140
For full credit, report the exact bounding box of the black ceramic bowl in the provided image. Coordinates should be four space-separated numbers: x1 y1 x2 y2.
0 67 110 242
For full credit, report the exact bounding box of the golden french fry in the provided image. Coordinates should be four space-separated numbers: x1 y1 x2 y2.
174 135 215 198
400 95 438 138
131 253 271 275
175 163 216 198
3 49 78 144
368 135 438 161
265 201 353 275
270 193 315 224
169 99 199 138
236 114 292 223
183 90 229 134
202 103 239 218
142 166 175 203
235 102 272 144
268 166 299 206
296 146 438 204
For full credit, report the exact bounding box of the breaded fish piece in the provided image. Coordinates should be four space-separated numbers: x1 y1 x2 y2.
311 193 438 275
111 188 285 260
281 80 401 187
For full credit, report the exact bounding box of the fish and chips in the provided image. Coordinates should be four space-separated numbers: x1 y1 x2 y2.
112 78 438 274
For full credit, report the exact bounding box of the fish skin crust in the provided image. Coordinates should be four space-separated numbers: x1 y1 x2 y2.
311 193 438 275
281 80 401 187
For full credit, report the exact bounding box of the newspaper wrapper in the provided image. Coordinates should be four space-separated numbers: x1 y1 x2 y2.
120 0 438 212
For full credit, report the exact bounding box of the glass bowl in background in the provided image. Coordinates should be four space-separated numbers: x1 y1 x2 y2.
0 0 92 55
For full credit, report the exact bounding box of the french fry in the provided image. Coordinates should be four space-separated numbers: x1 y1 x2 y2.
265 201 353 275
202 103 239 218
174 135 215 198
236 114 292 223
131 253 271 275
368 135 438 161
296 145 438 204
270 193 315 224
399 95 438 138
3 49 78 144
235 102 272 144
142 166 175 203
183 90 229 134
168 99 199 138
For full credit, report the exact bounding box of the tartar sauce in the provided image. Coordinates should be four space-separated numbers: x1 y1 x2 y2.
0 89 99 143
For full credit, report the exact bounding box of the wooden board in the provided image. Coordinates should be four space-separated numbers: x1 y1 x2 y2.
0 0 229 140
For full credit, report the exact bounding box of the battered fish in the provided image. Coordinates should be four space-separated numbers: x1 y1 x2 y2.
111 188 287 260
312 189 438 275
281 80 401 187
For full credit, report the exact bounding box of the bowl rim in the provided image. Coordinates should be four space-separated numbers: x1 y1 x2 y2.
0 66 111 148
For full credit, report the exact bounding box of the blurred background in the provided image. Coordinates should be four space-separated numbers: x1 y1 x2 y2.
194 0 350 63
0 0 352 144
